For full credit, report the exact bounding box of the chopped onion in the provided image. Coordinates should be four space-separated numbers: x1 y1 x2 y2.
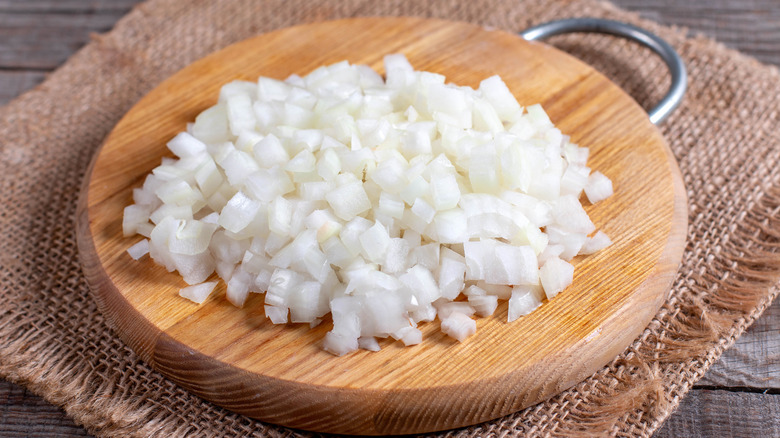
126 239 150 260
124 54 613 355
179 281 218 304
440 312 477 342
581 230 613 255
585 170 614 204
539 256 575 299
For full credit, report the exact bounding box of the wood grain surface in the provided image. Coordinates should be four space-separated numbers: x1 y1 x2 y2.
1 1 779 437
76 17 685 435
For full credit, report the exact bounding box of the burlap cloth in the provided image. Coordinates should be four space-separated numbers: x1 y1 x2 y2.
1 0 779 436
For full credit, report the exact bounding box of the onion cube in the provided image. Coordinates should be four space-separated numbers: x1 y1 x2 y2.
226 269 251 307
508 286 543 322
559 163 590 197
585 171 614 204
258 76 291 101
411 242 439 272
326 180 371 221
268 196 293 236
265 305 289 324
384 53 414 87
244 166 294 202
194 159 224 199
479 75 522 122
581 230 613 255
219 80 256 103
340 216 373 257
430 172 460 211
179 281 218 304
476 281 513 300
190 104 229 144
127 239 150 260
285 149 316 173
400 175 430 206
383 238 411 274
400 265 440 306
359 222 391 263
253 134 289 168
465 239 537 286
378 191 405 219
155 180 203 207
362 293 408 335
171 251 215 285
495 243 539 285
400 208 428 234
440 312 477 342
526 103 553 128
438 248 466 300
227 94 256 136
123 204 150 237
266 268 302 307
472 97 504 132
436 301 476 319
321 236 353 269
289 281 325 323
433 208 467 244
552 194 596 234
371 157 408 193
358 336 381 352
411 198 436 224
168 219 217 255
218 191 260 233
468 145 500 193
316 148 341 181
539 257 575 299
396 326 423 346
323 331 359 356
167 132 207 158
468 294 499 317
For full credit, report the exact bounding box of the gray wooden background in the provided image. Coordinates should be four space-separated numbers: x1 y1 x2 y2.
1 1 778 436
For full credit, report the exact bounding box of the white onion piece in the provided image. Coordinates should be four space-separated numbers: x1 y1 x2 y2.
468 294 499 317
179 281 218 304
507 285 543 322
323 331 358 356
440 312 477 342
539 257 575 299
358 336 381 351
436 301 476 319
396 327 423 346
585 171 614 204
127 239 150 260
581 230 613 255
124 54 614 355
265 305 289 324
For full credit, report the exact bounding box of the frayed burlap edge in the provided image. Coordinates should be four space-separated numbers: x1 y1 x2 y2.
0 0 779 437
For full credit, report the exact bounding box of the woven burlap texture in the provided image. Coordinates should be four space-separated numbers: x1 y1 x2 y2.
1 0 779 436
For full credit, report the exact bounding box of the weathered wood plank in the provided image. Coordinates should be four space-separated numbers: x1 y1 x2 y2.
698 300 780 388
0 70 46 105
0 381 90 437
0 0 139 13
654 388 780 438
612 0 780 66
0 3 137 69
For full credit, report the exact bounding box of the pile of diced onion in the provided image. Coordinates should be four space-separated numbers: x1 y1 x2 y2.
123 54 613 355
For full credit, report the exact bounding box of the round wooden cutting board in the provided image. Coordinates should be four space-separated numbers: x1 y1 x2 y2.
77 17 687 435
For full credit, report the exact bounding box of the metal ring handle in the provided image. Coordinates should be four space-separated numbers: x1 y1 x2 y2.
521 18 687 125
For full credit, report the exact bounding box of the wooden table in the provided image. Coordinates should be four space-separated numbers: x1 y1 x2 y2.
1 1 778 436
